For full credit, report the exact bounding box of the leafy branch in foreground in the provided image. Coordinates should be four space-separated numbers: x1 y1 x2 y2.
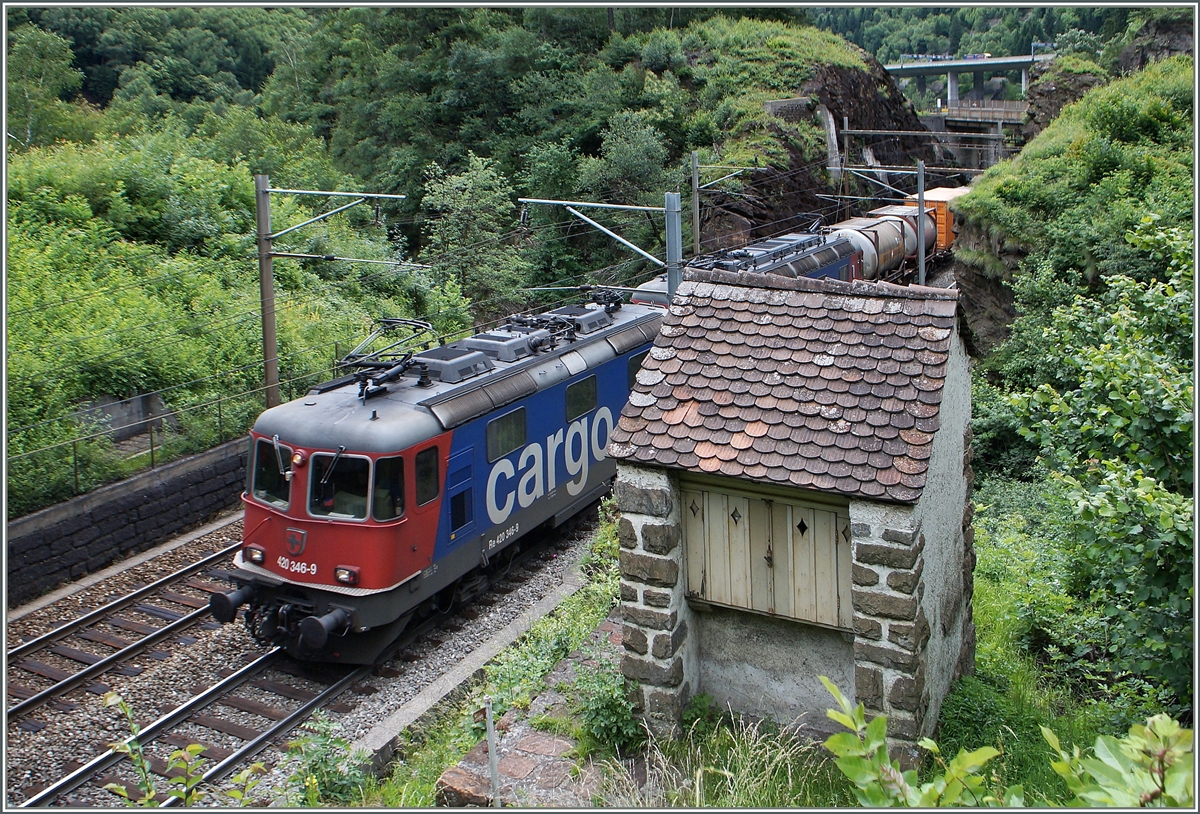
1042 715 1193 807
819 677 1193 807
102 692 266 807
819 677 1023 807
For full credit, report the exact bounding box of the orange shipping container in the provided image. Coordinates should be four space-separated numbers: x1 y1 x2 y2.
904 186 970 251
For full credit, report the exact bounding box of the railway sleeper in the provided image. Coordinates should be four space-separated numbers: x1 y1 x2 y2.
97 773 170 804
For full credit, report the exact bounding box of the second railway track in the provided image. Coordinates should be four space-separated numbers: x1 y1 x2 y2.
7 542 242 723
8 506 598 807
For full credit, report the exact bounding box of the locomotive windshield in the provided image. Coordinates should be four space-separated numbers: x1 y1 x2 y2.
309 453 371 519
252 438 291 508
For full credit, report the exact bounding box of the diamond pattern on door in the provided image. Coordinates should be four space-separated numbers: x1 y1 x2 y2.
682 482 851 629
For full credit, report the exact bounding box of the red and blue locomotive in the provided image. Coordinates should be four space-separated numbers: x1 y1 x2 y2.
209 291 663 662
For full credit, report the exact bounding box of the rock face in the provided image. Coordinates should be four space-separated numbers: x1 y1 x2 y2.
947 241 1018 358
1021 61 1108 142
701 51 937 249
1119 15 1194 72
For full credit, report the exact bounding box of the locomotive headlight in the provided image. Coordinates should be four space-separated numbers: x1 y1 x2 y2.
291 451 307 468
245 545 266 564
334 565 360 585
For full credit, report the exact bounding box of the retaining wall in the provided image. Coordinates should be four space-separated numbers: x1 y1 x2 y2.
6 438 248 607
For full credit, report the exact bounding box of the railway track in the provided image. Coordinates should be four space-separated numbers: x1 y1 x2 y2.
7 543 241 726
20 649 378 807
14 512 586 807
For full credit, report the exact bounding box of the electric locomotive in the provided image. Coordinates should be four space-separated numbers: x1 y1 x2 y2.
210 291 662 663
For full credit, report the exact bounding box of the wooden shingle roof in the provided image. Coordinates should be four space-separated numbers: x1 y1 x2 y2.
609 269 959 503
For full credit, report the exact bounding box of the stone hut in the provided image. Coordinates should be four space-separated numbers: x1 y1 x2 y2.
609 269 974 764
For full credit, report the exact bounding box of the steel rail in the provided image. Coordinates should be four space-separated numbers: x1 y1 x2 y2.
158 547 546 807
160 521 573 802
19 649 283 808
6 542 241 661
8 607 212 721
23 507 591 806
160 662 374 806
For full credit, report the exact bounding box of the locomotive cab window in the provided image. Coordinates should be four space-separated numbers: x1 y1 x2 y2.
252 437 291 508
566 376 597 421
373 456 405 521
309 451 370 519
486 408 526 462
628 350 649 389
415 447 440 506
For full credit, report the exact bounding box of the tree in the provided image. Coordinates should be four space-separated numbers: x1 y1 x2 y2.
1056 28 1102 59
7 25 84 149
578 110 669 205
421 152 530 327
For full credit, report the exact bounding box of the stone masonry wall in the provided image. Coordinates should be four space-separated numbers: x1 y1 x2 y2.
6 438 247 607
847 501 930 766
614 463 698 739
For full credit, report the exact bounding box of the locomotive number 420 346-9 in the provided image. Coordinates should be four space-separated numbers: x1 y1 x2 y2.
277 556 317 576
487 522 519 551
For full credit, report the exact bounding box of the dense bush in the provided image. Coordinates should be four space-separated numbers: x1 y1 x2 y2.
5 114 464 519
1006 220 1193 712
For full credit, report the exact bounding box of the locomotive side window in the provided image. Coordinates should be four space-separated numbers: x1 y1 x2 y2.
486 408 526 462
252 438 291 508
628 350 650 389
309 452 370 519
566 375 597 421
373 456 405 521
415 447 440 505
450 489 472 531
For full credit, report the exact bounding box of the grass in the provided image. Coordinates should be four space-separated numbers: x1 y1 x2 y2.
365 502 622 806
598 715 857 807
931 476 1110 804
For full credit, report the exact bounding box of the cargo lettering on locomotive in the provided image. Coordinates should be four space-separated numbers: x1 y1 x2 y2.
485 406 614 525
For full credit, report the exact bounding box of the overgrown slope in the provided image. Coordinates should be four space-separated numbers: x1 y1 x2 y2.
950 55 1193 355
948 55 1193 724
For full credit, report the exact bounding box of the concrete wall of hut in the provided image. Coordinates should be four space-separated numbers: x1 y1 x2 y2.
909 330 975 731
689 602 854 738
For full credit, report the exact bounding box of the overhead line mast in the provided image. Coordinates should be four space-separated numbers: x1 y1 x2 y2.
254 175 406 407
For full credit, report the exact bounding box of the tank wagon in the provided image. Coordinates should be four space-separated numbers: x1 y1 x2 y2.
631 187 959 306
210 292 662 663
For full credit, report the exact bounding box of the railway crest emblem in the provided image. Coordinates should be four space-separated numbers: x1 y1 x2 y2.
285 528 307 556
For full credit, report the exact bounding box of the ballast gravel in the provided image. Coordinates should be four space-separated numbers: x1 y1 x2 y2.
5 512 595 808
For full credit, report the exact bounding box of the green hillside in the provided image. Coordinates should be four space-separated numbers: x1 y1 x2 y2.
5 9 868 517
953 56 1193 737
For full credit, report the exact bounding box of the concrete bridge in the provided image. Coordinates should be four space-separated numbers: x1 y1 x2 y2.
884 53 1055 100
